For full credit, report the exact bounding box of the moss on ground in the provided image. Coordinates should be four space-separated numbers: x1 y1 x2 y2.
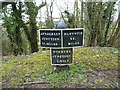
2 47 119 88
74 47 118 70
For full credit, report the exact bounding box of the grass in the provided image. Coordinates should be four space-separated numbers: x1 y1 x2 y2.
2 47 119 88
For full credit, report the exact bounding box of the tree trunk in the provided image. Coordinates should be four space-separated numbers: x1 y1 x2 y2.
87 2 97 46
110 13 120 47
97 2 103 46
75 0 79 28
50 0 54 29
104 3 115 45
24 2 46 53
11 2 23 55
30 25 39 53
81 0 83 28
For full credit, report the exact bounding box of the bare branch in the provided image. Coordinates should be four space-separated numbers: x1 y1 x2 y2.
22 81 57 85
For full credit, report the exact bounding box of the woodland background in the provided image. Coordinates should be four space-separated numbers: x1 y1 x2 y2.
1 0 119 56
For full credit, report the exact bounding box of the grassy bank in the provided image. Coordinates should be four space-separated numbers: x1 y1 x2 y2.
2 47 119 88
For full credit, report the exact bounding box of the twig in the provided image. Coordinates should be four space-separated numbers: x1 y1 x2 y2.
22 81 57 85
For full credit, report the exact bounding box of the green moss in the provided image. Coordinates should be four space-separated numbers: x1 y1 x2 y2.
2 47 118 88
74 47 118 70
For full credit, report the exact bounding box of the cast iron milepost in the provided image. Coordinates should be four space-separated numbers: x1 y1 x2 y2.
39 21 84 72
54 22 71 72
